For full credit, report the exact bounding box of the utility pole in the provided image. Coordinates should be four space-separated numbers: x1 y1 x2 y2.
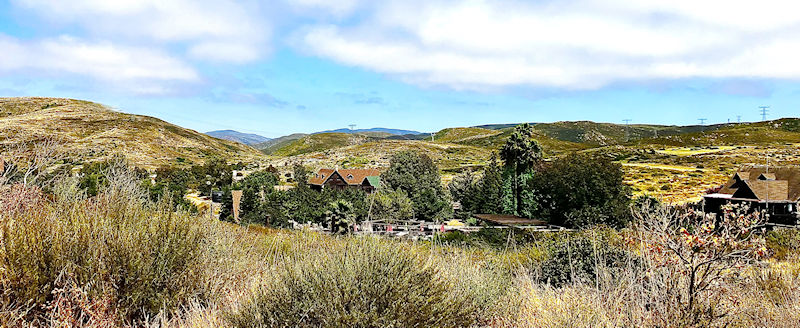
623 119 631 142
759 106 769 121
698 118 707 125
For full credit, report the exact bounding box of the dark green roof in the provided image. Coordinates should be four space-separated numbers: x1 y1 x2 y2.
365 176 381 189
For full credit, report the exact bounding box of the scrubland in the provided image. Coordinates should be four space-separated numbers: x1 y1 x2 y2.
2 169 800 327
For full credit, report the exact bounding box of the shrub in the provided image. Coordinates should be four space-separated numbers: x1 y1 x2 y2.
766 229 800 260
227 237 508 328
0 170 217 323
539 231 635 287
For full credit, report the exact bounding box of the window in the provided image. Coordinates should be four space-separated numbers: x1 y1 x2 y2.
347 174 354 180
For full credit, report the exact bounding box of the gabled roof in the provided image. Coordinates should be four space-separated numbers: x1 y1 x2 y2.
715 166 800 201
758 173 776 180
308 168 381 186
308 168 335 185
734 180 788 201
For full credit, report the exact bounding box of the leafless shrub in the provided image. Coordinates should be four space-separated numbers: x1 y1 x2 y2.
1 138 64 187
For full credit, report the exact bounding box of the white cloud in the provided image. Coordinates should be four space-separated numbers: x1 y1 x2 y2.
12 0 269 63
0 34 199 94
286 0 362 17
297 0 800 90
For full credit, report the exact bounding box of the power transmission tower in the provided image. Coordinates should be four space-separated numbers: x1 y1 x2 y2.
348 124 356 130
737 115 741 123
759 106 769 121
623 119 631 142
698 118 707 125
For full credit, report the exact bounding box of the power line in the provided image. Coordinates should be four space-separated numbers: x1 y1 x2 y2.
759 106 770 121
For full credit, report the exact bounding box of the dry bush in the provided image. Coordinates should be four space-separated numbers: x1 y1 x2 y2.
226 235 511 328
0 167 234 325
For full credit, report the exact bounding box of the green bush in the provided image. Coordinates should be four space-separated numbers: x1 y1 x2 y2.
227 237 508 328
0 173 216 323
766 229 800 260
539 232 636 287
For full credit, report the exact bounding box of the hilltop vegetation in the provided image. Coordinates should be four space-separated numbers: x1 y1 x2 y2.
0 97 263 168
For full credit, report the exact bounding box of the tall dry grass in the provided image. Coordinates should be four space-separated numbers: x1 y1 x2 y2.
2 166 800 327
0 167 268 326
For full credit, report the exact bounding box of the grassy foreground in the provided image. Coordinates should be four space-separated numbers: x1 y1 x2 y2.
2 172 800 327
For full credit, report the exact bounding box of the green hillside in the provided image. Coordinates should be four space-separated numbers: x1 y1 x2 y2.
271 133 375 156
633 118 800 147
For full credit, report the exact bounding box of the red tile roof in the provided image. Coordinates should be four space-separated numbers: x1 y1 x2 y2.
308 168 380 186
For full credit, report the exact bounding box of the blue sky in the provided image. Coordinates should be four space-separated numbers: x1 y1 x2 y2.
1 0 799 137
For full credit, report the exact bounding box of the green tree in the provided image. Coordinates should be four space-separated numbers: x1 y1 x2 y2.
382 151 451 222
474 152 504 214
293 164 309 187
532 153 631 228
192 157 231 195
448 170 477 219
237 170 280 225
368 190 415 222
499 123 542 215
325 199 355 234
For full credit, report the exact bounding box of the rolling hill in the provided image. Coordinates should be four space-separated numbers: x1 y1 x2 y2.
270 133 377 157
0 97 264 168
205 130 270 145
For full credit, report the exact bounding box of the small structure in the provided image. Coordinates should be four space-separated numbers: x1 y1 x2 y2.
308 168 381 193
473 214 564 230
704 166 800 225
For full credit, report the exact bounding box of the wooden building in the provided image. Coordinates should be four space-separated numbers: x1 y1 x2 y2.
704 166 800 225
308 168 381 193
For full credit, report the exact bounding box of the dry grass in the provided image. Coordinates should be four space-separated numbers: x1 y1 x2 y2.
2 168 800 327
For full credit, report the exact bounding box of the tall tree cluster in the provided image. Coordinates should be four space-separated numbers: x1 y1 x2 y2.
449 123 631 229
382 151 452 222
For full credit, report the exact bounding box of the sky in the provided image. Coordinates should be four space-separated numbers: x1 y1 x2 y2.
1 0 800 137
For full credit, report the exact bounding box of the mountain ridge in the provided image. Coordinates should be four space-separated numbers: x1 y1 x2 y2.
205 130 271 145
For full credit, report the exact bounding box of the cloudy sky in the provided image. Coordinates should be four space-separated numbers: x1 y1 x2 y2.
1 0 799 137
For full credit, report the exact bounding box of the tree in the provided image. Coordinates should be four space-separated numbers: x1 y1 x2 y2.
382 151 451 222
474 152 504 214
532 153 631 228
192 157 231 195
367 190 414 223
325 199 355 234
293 164 309 187
499 123 542 215
237 170 280 225
448 170 477 219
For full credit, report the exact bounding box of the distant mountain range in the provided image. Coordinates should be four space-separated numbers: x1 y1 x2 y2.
317 127 423 136
206 130 271 145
